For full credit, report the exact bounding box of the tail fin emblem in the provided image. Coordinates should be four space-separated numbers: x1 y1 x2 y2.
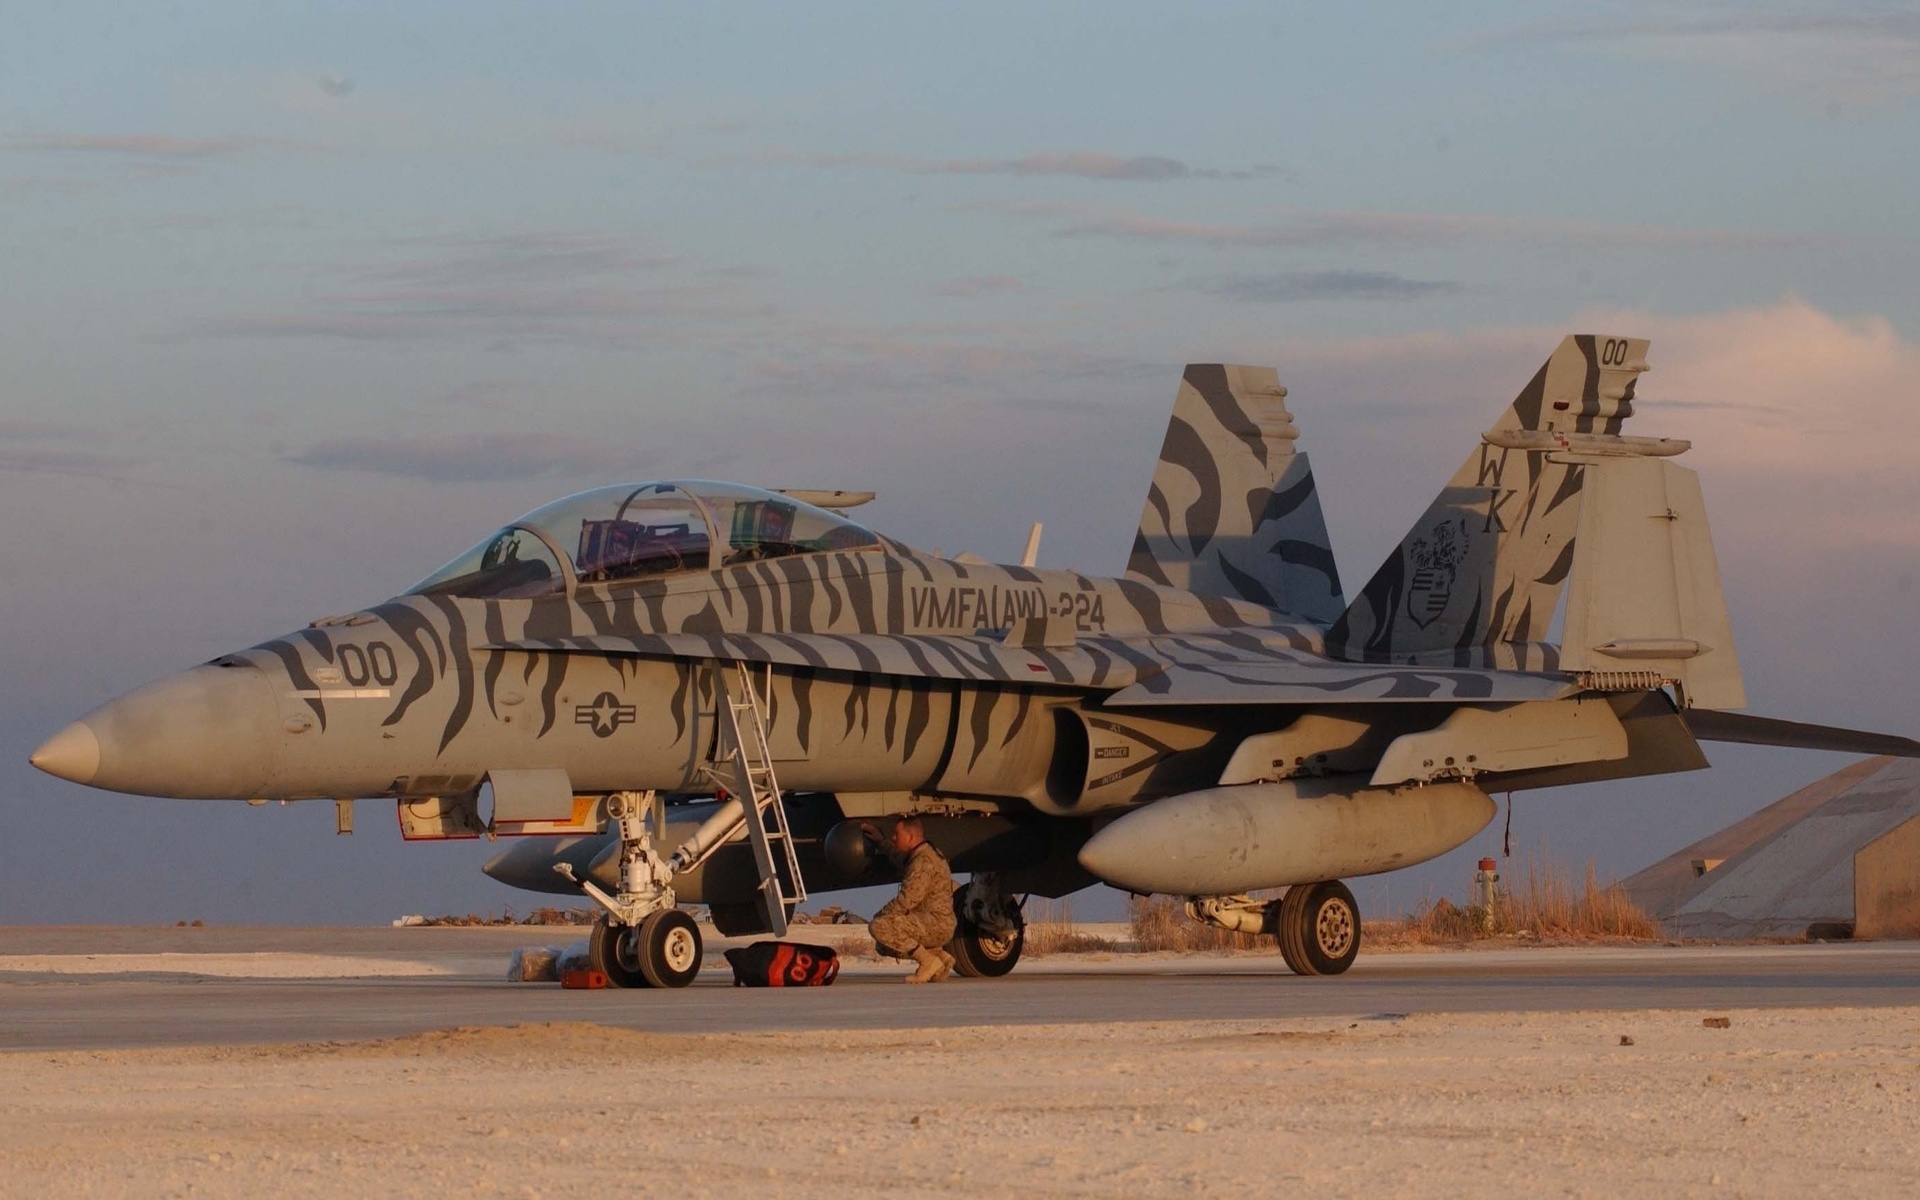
1405 519 1469 629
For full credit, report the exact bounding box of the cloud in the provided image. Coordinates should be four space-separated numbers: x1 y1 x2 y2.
1 133 296 159
1482 1 1920 107
979 201 1831 250
0 419 93 441
557 116 757 156
775 149 1287 183
1270 298 1920 549
932 275 1025 298
747 325 1162 402
366 232 678 288
0 447 139 481
425 379 530 411
206 231 762 346
1609 300 1920 476
286 432 651 483
212 287 747 344
1191 270 1463 302
0 174 99 196
0 420 142 480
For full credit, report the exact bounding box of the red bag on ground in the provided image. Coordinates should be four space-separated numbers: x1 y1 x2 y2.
723 941 840 987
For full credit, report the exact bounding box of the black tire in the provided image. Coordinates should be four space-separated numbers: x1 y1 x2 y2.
589 916 652 989
946 887 1025 978
635 908 704 989
1276 881 1361 977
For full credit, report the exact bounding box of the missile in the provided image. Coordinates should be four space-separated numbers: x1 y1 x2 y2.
1076 776 1496 895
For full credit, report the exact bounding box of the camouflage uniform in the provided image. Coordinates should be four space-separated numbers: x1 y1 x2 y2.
868 843 957 957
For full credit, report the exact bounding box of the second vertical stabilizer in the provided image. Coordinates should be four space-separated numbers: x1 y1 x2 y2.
1326 334 1652 668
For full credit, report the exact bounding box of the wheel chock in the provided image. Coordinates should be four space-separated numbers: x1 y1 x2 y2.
560 969 610 990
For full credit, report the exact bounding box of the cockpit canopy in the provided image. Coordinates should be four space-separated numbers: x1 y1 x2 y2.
409 481 881 600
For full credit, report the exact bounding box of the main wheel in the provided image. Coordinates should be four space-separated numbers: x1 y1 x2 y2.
947 887 1025 978
589 916 652 989
634 908 703 989
1276 881 1361 977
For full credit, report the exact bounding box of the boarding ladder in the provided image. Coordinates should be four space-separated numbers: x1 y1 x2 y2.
712 662 806 937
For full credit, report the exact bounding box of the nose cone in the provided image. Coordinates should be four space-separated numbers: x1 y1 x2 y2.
43 664 280 798
30 722 102 785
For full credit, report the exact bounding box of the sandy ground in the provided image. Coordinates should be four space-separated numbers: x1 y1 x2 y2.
2 1008 1916 1199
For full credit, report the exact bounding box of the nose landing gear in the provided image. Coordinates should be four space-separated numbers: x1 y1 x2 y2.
565 790 705 989
588 916 651 989
590 908 705 990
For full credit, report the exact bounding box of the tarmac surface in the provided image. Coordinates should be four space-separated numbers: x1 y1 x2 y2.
3 925 1917 1052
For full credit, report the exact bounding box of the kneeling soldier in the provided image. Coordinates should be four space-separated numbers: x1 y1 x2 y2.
862 815 958 983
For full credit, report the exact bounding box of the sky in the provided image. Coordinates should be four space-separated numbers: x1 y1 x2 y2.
3 1 1918 926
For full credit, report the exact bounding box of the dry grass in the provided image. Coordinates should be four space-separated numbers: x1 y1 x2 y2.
1506 860 1662 939
1021 899 1119 956
1363 905 1471 949
1117 860 1662 954
1371 858 1662 947
791 905 867 925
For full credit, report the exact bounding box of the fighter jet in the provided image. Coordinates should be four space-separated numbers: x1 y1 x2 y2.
33 335 1920 987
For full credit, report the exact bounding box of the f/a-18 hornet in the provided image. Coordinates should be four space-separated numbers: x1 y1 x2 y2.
33 335 1920 987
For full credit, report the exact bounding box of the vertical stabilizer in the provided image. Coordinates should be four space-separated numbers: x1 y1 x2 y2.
1126 364 1344 624
1326 335 1652 668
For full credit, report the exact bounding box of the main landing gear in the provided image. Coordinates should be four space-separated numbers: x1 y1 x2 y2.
1274 880 1360 976
947 873 1026 978
1188 879 1361 976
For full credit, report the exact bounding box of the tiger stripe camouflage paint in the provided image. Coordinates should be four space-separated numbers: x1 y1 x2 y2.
231 548 1300 813
1326 335 1649 670
221 521 1590 811
38 336 1776 860
1127 364 1345 625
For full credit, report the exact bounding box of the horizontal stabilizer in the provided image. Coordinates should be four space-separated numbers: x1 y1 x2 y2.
1559 456 1745 709
1682 710 1920 759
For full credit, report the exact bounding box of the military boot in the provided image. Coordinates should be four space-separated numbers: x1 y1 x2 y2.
905 946 950 984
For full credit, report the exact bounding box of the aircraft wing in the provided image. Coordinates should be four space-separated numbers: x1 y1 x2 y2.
1099 654 1577 706
498 630 1577 705
489 632 1145 688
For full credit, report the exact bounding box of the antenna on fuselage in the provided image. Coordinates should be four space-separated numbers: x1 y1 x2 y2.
1021 522 1043 568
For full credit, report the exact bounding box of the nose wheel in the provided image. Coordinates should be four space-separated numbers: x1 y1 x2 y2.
589 909 704 989
1276 880 1360 976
